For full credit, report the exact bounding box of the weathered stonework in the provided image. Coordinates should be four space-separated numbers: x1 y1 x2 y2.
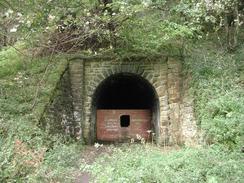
180 74 198 146
40 69 76 136
66 57 198 146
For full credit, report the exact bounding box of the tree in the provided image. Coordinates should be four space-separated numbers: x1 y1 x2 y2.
0 0 243 53
176 0 244 50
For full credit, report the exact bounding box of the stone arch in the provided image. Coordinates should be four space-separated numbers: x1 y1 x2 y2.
87 64 145 96
69 58 197 146
89 72 160 143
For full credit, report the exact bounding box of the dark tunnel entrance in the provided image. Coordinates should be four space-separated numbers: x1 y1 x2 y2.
92 73 160 143
96 73 155 109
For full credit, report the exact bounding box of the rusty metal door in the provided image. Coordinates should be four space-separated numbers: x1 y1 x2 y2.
96 109 151 141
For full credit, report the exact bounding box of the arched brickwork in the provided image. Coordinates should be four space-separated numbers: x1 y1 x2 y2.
69 57 197 145
91 73 160 143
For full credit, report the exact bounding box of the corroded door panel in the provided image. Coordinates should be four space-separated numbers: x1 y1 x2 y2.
97 110 151 141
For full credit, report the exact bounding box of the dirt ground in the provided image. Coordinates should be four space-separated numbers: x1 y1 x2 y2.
74 144 115 183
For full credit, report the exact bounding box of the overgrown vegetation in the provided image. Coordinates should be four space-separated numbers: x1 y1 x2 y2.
0 0 243 182
0 45 83 181
184 36 244 150
83 144 244 183
2 0 243 55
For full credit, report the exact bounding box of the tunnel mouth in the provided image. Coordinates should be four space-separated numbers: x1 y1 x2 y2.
94 73 156 109
92 73 160 143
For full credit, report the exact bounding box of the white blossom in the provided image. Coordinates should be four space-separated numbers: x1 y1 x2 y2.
4 9 13 17
26 20 31 27
142 0 150 7
48 14 55 21
10 25 19 33
136 134 142 140
94 142 103 149
146 130 152 134
7 9 14 14
17 13 22 17
10 27 17 33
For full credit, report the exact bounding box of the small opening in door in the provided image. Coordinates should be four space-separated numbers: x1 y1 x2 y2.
120 115 130 127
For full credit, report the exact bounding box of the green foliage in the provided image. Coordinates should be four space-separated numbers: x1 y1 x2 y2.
175 0 244 49
175 0 241 29
116 11 195 56
29 143 82 183
1 0 205 56
1 0 243 52
185 40 244 149
0 45 67 119
0 43 25 77
0 46 77 182
202 94 244 148
83 145 244 183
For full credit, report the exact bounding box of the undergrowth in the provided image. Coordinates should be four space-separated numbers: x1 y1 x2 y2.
0 44 81 182
82 144 244 183
184 39 244 150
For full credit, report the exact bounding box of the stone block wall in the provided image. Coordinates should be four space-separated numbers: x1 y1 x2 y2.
40 69 76 136
67 57 197 146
